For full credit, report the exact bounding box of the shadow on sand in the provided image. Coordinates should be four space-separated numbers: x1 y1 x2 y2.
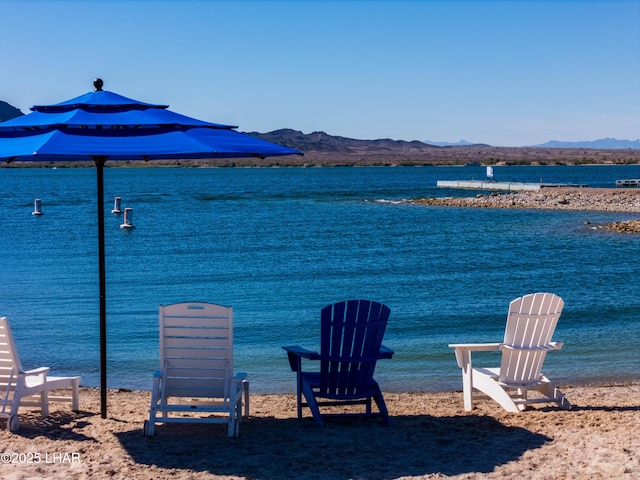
8 410 97 443
115 414 551 479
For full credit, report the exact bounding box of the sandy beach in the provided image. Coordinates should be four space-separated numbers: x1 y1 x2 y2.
1 383 638 479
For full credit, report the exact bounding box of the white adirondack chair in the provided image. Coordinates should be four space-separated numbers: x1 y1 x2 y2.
449 293 571 413
144 302 249 437
0 317 80 432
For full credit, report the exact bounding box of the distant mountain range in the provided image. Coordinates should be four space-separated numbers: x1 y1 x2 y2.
424 139 478 147
249 129 441 154
530 138 640 149
0 101 24 122
1 99 637 150
253 130 639 152
427 138 640 150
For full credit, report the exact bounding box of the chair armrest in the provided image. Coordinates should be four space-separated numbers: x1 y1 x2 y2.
282 345 319 372
448 343 501 369
379 345 394 359
231 372 248 401
23 366 50 380
232 372 248 382
448 343 502 351
503 342 564 352
282 345 319 359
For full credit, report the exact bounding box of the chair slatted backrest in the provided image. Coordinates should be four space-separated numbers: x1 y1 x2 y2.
0 317 21 401
318 300 390 399
499 293 564 385
159 303 233 400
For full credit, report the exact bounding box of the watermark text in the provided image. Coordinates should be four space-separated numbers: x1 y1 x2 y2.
1 451 81 464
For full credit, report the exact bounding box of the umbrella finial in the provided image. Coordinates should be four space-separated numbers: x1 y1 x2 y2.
94 78 104 91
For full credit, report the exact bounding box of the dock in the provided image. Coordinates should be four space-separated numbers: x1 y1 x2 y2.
616 179 640 187
436 180 588 192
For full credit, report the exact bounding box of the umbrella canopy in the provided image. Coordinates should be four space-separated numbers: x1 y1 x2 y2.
0 79 301 161
0 127 303 161
0 79 302 418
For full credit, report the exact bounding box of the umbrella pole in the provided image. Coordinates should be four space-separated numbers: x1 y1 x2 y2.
94 156 108 419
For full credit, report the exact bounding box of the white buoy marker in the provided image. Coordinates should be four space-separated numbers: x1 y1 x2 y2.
120 207 135 229
112 197 122 214
32 199 43 216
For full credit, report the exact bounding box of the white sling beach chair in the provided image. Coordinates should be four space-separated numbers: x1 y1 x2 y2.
144 302 249 438
0 316 80 432
449 293 571 413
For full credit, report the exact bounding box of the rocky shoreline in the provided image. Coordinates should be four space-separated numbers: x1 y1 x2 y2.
407 187 640 233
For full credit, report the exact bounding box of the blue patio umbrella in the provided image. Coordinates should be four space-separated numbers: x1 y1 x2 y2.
0 79 302 418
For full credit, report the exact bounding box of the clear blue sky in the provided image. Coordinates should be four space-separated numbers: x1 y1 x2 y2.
1 0 638 146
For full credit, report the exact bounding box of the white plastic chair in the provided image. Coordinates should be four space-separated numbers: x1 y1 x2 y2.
0 317 80 432
449 293 571 412
144 302 249 437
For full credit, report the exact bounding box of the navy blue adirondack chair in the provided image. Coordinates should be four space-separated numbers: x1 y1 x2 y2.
283 300 394 427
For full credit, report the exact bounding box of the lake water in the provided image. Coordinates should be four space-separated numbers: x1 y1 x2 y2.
1 164 639 393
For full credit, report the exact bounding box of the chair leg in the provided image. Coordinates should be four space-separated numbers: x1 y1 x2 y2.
295 371 303 419
67 377 80 411
232 395 242 438
301 381 323 427
40 391 49 417
228 415 235 438
8 415 20 432
234 399 242 437
9 392 21 420
146 380 160 437
373 389 390 425
535 380 571 410
234 415 240 438
142 420 150 437
242 380 250 418
460 355 474 411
